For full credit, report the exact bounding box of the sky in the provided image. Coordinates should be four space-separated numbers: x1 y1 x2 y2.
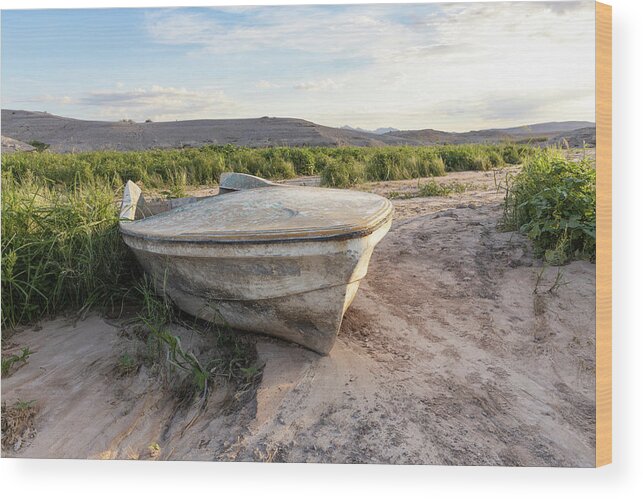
1 1 596 131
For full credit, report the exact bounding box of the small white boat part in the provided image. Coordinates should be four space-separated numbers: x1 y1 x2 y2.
119 173 392 354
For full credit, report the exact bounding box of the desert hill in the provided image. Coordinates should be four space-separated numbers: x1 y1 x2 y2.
384 120 595 146
1 109 595 153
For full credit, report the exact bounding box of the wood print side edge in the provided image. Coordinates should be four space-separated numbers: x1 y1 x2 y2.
595 1 612 468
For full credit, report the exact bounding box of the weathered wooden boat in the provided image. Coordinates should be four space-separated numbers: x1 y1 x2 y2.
119 173 392 354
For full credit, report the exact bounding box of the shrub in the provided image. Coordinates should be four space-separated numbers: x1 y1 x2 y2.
1 175 138 328
366 150 407 181
488 150 504 168
27 140 49 152
262 156 297 179
502 150 596 264
284 148 316 176
415 150 447 177
437 146 493 171
0 144 539 192
502 144 523 164
320 157 365 187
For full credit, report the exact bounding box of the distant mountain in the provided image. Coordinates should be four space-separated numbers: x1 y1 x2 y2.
374 127 400 135
384 121 596 146
487 121 595 136
342 125 400 135
1 110 411 153
547 127 596 148
1 110 595 153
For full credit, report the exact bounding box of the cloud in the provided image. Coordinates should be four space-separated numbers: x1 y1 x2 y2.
144 10 215 46
77 85 238 121
426 87 595 129
144 6 423 58
543 1 592 15
305 1 596 129
255 80 281 89
4 2 596 130
15 94 77 106
293 78 341 91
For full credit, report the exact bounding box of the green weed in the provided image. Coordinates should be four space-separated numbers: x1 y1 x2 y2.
2 143 531 190
115 353 139 377
0 143 543 328
1 174 139 328
419 180 472 197
27 140 49 152
320 156 365 187
502 149 595 264
1 347 32 377
133 278 261 402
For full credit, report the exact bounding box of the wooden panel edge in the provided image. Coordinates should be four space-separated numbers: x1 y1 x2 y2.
595 1 612 468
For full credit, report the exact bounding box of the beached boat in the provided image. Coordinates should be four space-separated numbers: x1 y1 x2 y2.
119 173 392 354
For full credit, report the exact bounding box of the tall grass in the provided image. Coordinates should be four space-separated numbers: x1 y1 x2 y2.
1 173 138 328
2 143 532 189
1 143 536 327
502 149 596 264
365 149 446 181
133 276 262 400
319 156 365 188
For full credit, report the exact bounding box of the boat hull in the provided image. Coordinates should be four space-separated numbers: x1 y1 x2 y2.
122 220 390 354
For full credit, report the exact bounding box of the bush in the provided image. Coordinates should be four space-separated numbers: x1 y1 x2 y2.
488 150 504 168
502 150 596 264
284 148 316 176
405 150 446 178
27 140 49 152
502 144 522 164
437 145 493 171
320 157 365 187
1 143 536 192
366 151 405 181
1 175 138 328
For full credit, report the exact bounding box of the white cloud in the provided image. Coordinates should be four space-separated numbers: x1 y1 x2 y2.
144 7 399 56
255 80 281 89
77 85 238 121
16 94 77 106
144 10 215 46
294 78 341 92
7 2 596 130
140 2 595 129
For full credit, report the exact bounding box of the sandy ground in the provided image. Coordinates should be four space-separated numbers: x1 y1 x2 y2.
1 167 596 465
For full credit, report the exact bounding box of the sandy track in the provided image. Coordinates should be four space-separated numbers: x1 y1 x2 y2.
1 169 596 465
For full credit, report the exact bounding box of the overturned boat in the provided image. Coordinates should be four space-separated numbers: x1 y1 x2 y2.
119 173 392 354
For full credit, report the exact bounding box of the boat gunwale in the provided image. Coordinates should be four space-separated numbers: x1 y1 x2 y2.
120 209 393 245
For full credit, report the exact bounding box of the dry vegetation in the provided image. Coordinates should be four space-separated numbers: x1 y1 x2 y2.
1 400 38 452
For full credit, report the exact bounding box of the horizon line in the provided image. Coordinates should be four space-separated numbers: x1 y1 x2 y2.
1 108 596 135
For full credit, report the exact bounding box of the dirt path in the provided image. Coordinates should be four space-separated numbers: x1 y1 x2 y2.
1 168 596 465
